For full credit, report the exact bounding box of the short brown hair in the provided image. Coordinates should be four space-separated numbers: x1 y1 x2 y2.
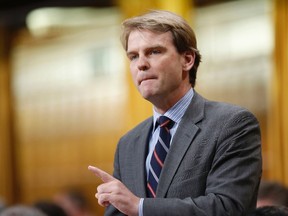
120 10 201 87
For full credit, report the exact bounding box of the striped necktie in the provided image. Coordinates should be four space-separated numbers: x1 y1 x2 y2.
147 116 174 198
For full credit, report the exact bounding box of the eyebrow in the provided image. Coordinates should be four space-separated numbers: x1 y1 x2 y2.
126 45 166 56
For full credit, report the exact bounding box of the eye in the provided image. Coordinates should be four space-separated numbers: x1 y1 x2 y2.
149 49 161 55
128 54 138 61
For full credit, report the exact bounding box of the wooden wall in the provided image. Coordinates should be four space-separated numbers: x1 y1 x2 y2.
7 13 131 215
0 1 287 215
0 26 15 205
267 0 288 184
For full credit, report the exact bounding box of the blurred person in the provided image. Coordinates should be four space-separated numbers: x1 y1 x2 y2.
248 205 288 216
88 9 262 216
257 180 288 207
0 205 47 216
0 197 6 213
53 189 94 216
34 200 67 216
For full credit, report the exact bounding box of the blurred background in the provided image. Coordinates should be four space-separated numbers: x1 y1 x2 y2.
0 0 287 215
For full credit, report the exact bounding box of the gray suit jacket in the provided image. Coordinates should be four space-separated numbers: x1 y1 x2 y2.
105 91 262 216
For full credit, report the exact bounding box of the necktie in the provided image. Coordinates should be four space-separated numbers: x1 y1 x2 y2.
147 116 174 198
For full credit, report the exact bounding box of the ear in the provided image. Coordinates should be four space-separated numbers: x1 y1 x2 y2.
182 51 195 71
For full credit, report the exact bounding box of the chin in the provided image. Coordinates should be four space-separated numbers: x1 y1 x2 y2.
140 92 153 101
139 87 158 100
141 93 151 100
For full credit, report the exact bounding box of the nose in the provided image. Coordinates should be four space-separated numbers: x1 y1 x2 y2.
137 55 150 71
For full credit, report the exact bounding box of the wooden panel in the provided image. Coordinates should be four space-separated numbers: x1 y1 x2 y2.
0 27 15 205
11 12 129 214
5 1 287 215
267 0 288 184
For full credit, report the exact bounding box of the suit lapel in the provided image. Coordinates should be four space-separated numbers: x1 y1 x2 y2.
157 92 205 197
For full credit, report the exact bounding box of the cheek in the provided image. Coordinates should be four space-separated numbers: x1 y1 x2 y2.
162 61 183 78
129 66 138 83
129 61 138 74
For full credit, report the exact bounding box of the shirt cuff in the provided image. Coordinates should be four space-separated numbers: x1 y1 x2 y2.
138 198 144 216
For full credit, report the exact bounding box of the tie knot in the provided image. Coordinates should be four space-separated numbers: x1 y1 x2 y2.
158 116 174 129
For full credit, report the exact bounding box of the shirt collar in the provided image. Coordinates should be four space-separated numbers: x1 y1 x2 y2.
152 88 194 129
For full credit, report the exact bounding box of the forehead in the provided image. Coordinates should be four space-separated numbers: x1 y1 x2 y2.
127 29 174 51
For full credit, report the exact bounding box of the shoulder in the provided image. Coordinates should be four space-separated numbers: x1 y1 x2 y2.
208 100 255 116
195 91 258 122
187 92 260 133
207 100 258 124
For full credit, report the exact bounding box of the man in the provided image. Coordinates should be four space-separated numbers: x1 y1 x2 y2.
248 206 288 216
0 205 47 216
257 180 288 208
88 10 262 216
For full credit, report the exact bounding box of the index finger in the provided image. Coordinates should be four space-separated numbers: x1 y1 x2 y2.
88 165 115 183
